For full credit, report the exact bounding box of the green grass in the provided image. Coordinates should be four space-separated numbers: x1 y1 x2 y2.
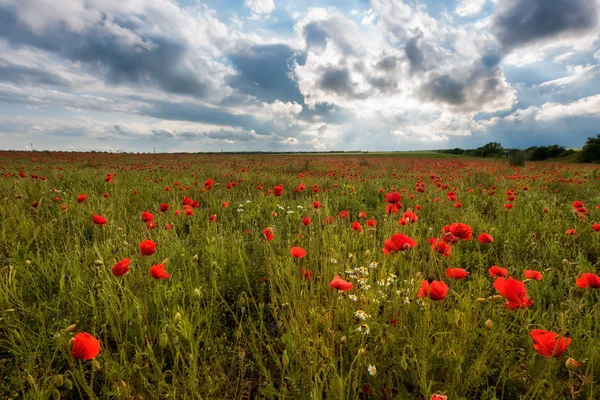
0 151 599 399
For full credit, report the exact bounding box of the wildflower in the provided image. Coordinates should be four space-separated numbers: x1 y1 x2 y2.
330 275 353 291
111 258 130 277
150 262 170 280
354 310 371 320
382 233 417 254
357 323 370 335
478 233 494 243
429 238 451 257
367 364 377 376
72 332 101 360
139 240 157 256
576 272 600 288
417 280 448 301
530 329 571 357
488 266 508 278
445 268 469 279
291 246 306 258
92 215 107 225
524 270 542 280
493 277 533 310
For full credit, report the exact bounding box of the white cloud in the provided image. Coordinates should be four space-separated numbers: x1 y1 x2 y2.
539 65 596 87
535 95 600 121
244 0 275 16
456 0 486 17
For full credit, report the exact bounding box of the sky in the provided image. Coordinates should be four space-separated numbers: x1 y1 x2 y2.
0 0 599 152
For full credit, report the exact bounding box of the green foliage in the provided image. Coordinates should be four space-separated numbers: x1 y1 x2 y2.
508 151 528 166
579 134 600 163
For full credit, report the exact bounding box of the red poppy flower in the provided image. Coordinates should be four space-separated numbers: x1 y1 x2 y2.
488 266 508 278
524 270 542 280
291 246 306 258
590 222 599 231
273 185 284 196
160 203 169 212
572 200 584 208
182 196 193 206
222 202 229 208
141 212 154 222
448 223 472 240
329 275 353 291
312 201 321 209
139 240 156 256
385 191 401 204
112 258 130 276
165 223 173 230
429 238 452 257
262 227 274 241
478 233 494 243
72 332 101 360
504 203 513 209
204 178 214 190
323 216 334 224
493 277 533 310
565 228 578 236
576 272 600 288
445 268 469 279
530 329 571 357
301 269 313 281
417 280 448 301
185 209 194 216
77 194 87 203
105 174 113 183
92 215 107 225
366 219 377 227
383 233 418 254
398 210 418 225
358 211 367 218
338 210 349 219
301 217 311 226
431 395 448 400
150 263 170 280
351 221 362 232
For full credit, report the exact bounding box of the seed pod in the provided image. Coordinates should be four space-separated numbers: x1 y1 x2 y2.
282 351 289 367
340 336 347 344
173 312 182 325
159 332 169 348
357 348 366 356
485 319 493 330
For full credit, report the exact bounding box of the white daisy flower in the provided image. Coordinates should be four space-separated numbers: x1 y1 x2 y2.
367 364 377 376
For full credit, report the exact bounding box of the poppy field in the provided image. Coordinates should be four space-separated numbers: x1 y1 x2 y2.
2 151 600 399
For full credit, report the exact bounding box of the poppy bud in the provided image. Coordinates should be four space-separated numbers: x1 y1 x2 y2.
238 347 245 360
192 254 199 262
94 260 103 266
565 358 579 371
487 295 504 302
91 359 101 371
340 336 347 344
173 312 182 325
25 260 31 265
485 319 493 330
476 298 488 303
193 288 201 298
64 324 77 333
358 348 366 356
64 379 73 390
51 389 61 400
159 332 169 348
282 351 289 367
53 375 64 387
562 259 569 265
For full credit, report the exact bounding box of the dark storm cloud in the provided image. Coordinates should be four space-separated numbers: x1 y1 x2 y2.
319 68 353 95
420 75 466 105
405 37 425 73
226 44 304 103
0 5 211 97
493 0 599 50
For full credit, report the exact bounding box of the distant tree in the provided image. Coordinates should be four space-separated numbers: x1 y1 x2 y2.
579 134 600 163
478 142 504 157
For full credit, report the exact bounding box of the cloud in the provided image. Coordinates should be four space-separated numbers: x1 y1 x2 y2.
535 95 600 121
244 0 275 16
0 0 233 99
492 0 599 50
456 0 486 17
538 65 596 87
